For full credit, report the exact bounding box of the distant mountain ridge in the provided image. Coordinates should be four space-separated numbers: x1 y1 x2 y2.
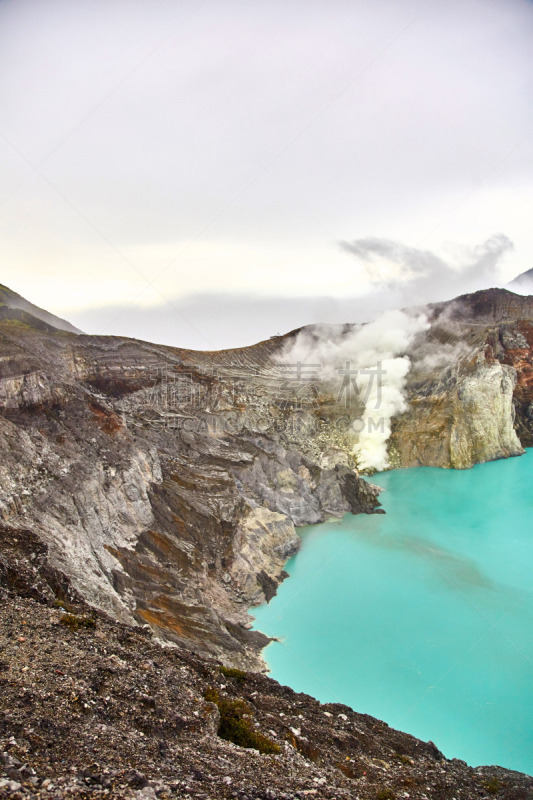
507 267 533 295
0 283 81 334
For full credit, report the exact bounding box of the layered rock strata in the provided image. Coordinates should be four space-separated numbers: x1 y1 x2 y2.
0 314 379 668
0 288 532 665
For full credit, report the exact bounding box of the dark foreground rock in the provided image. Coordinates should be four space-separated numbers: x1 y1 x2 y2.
1 545 532 800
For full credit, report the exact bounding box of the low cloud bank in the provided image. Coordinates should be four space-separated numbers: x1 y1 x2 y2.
339 234 513 308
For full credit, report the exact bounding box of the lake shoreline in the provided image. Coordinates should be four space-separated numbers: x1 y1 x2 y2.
251 450 533 775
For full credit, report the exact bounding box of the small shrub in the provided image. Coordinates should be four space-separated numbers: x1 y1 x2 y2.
53 599 77 614
334 760 358 778
285 730 321 762
375 789 396 800
204 687 280 755
395 752 414 765
60 613 96 631
482 777 504 795
219 665 247 682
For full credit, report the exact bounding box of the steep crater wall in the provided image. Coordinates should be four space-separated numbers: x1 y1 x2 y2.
0 288 532 666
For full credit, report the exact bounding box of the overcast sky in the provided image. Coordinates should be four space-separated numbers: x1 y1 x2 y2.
1 0 532 349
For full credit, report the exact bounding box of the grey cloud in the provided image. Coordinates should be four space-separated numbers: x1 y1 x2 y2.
339 234 514 307
340 238 446 276
1 0 532 340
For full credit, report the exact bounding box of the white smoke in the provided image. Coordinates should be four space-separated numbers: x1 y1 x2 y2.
275 309 430 472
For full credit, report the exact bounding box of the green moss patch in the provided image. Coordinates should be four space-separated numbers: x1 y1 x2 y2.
375 788 396 800
204 687 280 754
59 613 96 631
219 665 247 682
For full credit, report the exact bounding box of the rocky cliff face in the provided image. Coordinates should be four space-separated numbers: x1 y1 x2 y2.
390 290 533 468
0 287 532 667
0 310 379 669
390 353 523 469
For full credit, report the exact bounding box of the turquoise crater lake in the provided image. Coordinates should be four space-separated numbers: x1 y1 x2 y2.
252 449 533 775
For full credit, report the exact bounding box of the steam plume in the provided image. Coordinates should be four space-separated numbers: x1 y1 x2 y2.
276 310 429 471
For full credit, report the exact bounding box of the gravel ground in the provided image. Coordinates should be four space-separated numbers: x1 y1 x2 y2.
1 528 532 800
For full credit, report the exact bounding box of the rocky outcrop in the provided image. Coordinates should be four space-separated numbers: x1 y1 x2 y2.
450 361 521 467
498 320 533 447
390 355 524 469
229 508 300 604
390 289 533 468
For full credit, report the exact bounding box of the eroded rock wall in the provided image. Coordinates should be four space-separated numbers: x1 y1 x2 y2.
390 290 532 469
1 288 532 664
390 355 524 469
0 321 380 667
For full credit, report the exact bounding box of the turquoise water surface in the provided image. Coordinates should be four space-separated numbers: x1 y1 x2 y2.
252 449 533 775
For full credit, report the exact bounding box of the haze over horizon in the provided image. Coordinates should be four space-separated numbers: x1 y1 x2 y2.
1 0 533 348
